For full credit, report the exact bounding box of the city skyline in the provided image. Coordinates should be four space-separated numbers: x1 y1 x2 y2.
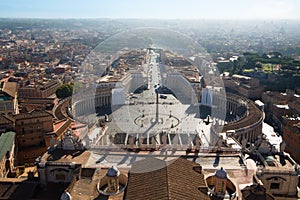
0 10 300 199
1 0 300 20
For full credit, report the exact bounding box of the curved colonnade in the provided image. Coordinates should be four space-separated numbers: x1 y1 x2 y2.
72 87 112 117
58 90 263 144
53 97 72 120
223 93 264 143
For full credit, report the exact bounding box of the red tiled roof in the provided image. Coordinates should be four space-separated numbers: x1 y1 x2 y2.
53 120 68 132
124 157 209 200
2 81 17 97
71 121 87 129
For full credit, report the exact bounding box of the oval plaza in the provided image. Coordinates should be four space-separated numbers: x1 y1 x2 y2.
70 48 264 149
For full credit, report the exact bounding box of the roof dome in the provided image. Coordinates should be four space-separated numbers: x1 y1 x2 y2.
215 167 227 179
106 166 120 177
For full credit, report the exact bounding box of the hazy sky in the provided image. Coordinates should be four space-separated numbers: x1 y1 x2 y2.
1 0 300 19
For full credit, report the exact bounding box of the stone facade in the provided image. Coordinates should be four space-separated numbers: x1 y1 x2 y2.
10 111 53 165
282 117 300 164
18 80 61 98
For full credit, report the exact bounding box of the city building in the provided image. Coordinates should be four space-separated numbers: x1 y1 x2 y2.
18 97 56 112
249 134 300 198
36 130 87 187
18 79 61 98
0 31 298 200
262 90 300 131
0 81 19 114
282 116 300 163
223 74 264 100
8 110 54 165
0 114 13 134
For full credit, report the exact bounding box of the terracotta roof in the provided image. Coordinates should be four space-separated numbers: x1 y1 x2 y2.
124 157 209 200
67 168 126 200
0 114 13 124
53 119 69 132
9 110 52 120
2 82 17 97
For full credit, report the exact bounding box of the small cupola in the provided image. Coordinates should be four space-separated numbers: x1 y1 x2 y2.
214 167 227 196
106 166 120 193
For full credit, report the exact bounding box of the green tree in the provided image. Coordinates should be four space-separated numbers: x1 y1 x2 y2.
56 83 73 99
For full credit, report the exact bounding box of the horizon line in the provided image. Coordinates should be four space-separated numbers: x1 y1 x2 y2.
1 17 300 21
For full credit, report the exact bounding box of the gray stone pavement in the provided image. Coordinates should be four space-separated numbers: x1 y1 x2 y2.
81 50 232 171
